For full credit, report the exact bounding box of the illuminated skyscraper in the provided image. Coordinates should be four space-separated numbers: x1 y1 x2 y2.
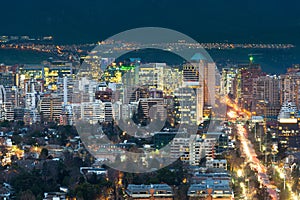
236 63 264 111
136 63 182 96
280 67 300 109
181 53 217 124
253 75 281 118
277 102 300 152
0 85 6 120
138 98 166 122
39 95 62 123
24 79 40 110
174 87 197 125
220 67 237 96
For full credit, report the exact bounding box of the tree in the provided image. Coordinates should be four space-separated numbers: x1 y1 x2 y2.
39 148 49 159
17 120 25 127
12 134 23 145
0 120 10 127
19 190 36 200
75 183 101 200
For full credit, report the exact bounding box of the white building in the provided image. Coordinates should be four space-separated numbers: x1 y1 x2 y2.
221 67 237 95
169 134 217 166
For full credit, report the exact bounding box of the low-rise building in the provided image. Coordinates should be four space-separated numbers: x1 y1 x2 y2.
188 173 234 200
43 192 66 200
126 184 174 200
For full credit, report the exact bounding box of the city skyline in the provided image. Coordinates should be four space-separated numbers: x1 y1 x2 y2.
0 1 300 200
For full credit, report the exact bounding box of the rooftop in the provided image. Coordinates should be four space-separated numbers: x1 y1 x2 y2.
191 53 207 61
126 184 174 198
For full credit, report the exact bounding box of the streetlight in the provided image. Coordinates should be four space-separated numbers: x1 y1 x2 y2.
279 169 286 190
237 169 243 177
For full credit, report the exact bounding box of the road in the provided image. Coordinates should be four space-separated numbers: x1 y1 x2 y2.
226 98 279 200
236 124 278 200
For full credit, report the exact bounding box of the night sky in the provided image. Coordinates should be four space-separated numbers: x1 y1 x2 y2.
1 0 300 44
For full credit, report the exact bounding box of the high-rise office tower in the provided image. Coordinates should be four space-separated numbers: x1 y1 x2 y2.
0 66 19 112
174 87 198 125
0 85 6 120
181 53 216 124
277 102 300 152
236 63 264 111
39 94 62 123
220 67 237 96
280 66 300 109
23 78 41 123
138 98 166 122
253 75 281 118
24 79 40 110
137 63 165 89
1 85 15 122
